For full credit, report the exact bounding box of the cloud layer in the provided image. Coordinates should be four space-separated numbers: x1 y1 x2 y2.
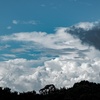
0 21 100 92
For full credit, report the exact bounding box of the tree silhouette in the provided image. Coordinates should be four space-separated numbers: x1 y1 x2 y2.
39 84 56 95
0 80 99 100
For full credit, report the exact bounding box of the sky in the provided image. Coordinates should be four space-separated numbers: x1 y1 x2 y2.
0 0 100 33
0 0 100 92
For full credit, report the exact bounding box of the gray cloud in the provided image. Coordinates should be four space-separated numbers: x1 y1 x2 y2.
67 21 100 50
11 48 28 53
0 45 10 50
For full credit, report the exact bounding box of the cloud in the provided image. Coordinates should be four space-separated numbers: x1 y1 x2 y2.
0 58 51 92
7 26 12 29
73 22 95 31
68 0 77 2
0 28 86 50
68 21 100 50
2 54 16 58
0 21 100 92
41 4 46 7
0 46 100 92
22 20 37 25
11 48 28 53
0 45 10 50
12 20 37 25
12 20 18 24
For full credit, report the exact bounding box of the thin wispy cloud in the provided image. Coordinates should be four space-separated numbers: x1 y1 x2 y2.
12 20 37 25
11 48 28 53
7 26 12 30
2 54 16 58
0 29 82 50
0 45 10 50
41 4 46 7
12 20 18 24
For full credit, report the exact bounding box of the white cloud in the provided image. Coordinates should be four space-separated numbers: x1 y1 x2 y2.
11 48 27 53
2 54 16 58
0 46 100 92
74 22 95 31
0 21 100 92
0 27 87 50
12 20 18 24
12 20 37 25
73 21 100 31
7 26 12 29
0 45 10 50
22 20 37 25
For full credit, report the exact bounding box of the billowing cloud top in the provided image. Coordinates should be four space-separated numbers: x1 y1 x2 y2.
0 21 100 92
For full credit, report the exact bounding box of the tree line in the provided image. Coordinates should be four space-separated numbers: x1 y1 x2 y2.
0 80 100 100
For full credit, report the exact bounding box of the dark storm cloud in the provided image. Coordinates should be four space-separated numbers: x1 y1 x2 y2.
67 22 100 50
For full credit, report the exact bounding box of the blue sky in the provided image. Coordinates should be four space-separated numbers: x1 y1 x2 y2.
0 0 100 34
0 0 100 92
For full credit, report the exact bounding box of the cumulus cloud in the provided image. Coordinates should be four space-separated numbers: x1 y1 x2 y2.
74 22 95 31
0 47 100 92
0 21 100 92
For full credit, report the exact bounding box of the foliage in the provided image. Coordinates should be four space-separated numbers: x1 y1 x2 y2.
0 80 100 100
